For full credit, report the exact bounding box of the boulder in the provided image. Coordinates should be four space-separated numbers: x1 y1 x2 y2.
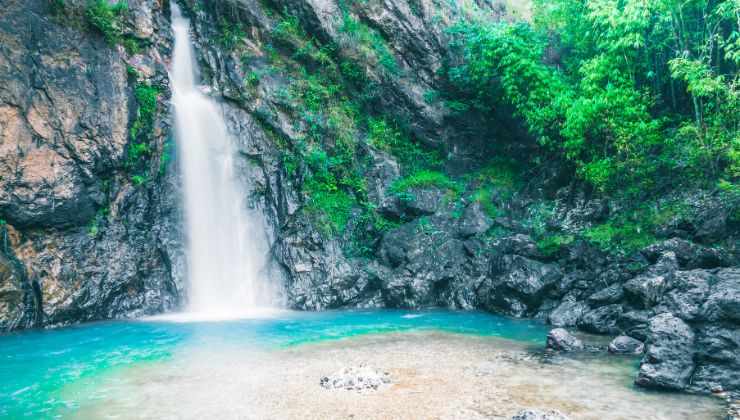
608 335 645 354
617 310 652 341
587 283 624 304
642 238 729 269
661 269 713 321
636 313 695 390
511 409 571 420
624 275 669 309
457 201 493 237
578 304 623 335
548 295 589 327
546 328 584 351
701 268 740 323
690 325 740 394
399 187 446 216
481 255 562 316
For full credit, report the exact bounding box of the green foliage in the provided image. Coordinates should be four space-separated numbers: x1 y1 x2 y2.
87 206 109 238
584 222 655 254
390 170 461 194
245 70 261 87
444 0 740 196
216 18 246 50
536 234 575 257
583 201 688 253
367 118 442 173
85 0 128 45
130 84 159 141
339 12 399 75
131 174 147 186
469 188 500 218
303 177 354 235
126 82 160 183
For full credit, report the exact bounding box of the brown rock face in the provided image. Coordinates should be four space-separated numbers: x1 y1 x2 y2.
0 0 184 331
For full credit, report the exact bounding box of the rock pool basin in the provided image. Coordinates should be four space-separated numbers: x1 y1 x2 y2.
0 310 724 419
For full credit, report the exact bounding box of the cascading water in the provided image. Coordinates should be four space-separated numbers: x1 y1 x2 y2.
170 5 279 318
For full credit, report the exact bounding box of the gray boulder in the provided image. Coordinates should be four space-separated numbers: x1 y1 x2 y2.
624 274 670 309
636 313 695 390
457 201 493 237
587 283 624 304
617 310 653 341
399 187 446 216
642 238 729 269
546 328 584 352
548 295 589 327
608 335 645 354
690 325 740 394
578 304 623 334
701 268 740 323
481 255 562 316
661 269 713 321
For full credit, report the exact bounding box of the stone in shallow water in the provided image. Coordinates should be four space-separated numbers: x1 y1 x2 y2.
511 408 571 420
546 328 584 352
319 365 391 391
608 335 645 354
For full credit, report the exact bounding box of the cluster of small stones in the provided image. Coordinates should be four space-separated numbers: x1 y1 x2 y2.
319 365 391 391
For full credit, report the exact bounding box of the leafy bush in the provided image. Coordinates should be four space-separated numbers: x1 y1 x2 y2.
216 18 246 50
367 118 442 173
444 0 739 196
390 170 461 195
85 0 127 45
536 234 575 257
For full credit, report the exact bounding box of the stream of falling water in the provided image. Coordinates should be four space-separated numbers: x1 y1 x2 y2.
170 4 279 318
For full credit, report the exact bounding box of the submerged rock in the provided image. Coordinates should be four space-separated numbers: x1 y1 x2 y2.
511 408 571 420
546 328 584 352
608 335 645 355
320 365 391 391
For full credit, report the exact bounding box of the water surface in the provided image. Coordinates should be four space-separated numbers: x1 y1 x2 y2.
0 310 724 419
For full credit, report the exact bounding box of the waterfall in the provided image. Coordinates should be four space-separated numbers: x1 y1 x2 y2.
170 4 279 318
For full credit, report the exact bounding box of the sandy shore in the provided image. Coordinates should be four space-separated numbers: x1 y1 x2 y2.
67 331 723 419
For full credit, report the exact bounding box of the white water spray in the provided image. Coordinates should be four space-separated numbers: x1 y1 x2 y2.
170 5 279 318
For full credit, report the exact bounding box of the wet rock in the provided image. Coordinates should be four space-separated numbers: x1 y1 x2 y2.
548 295 588 327
365 148 401 218
457 202 493 237
587 283 624 304
661 269 713 321
493 234 542 259
636 313 695 390
511 408 571 420
320 365 391 391
701 268 740 323
0 252 30 330
399 187 447 216
690 325 740 394
617 310 652 341
481 255 562 316
624 274 669 309
578 304 623 335
546 328 584 351
608 335 645 354
642 238 729 269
